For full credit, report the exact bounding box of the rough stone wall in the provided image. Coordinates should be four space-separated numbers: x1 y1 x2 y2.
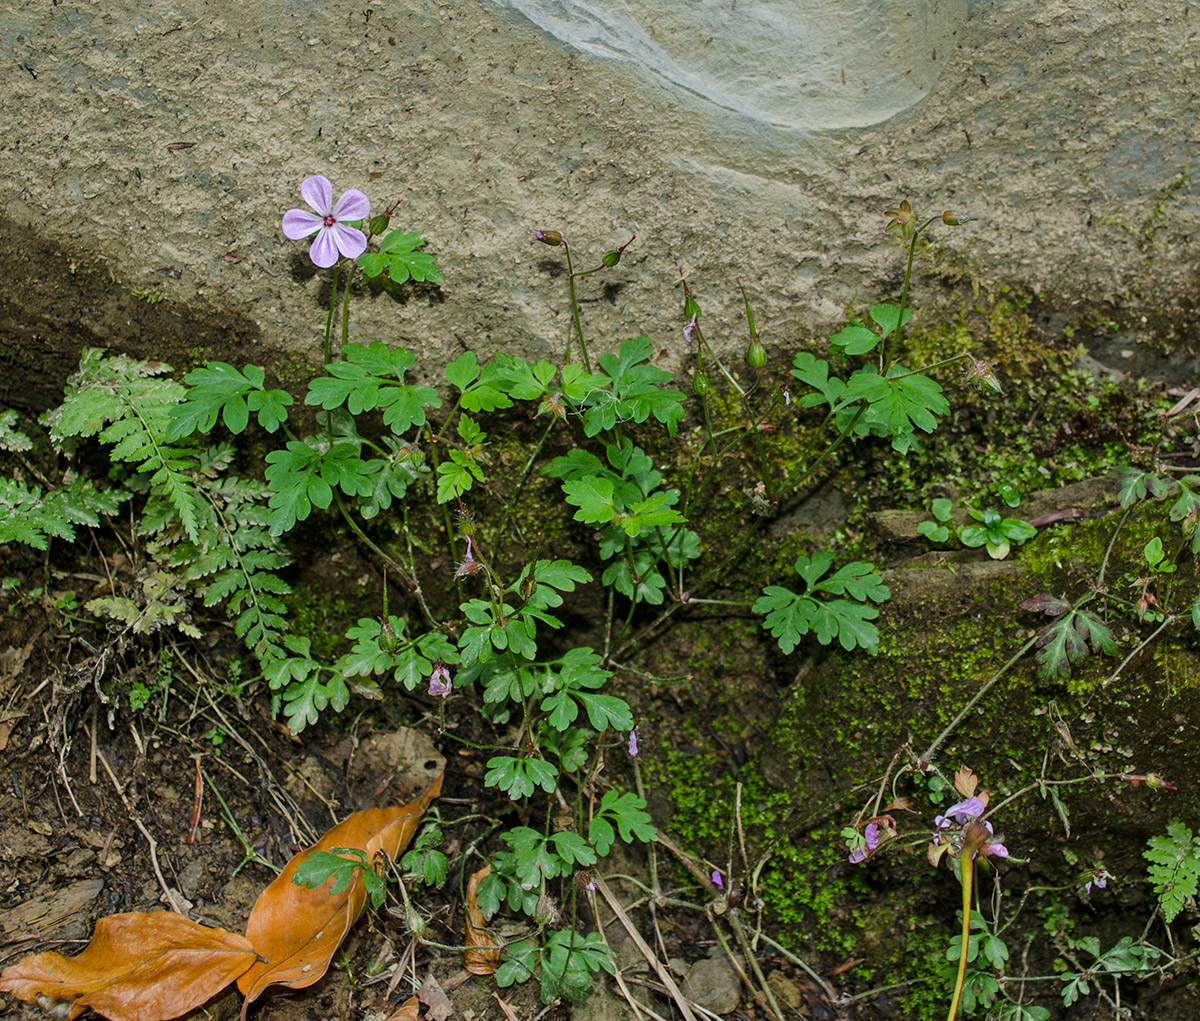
0 0 1195 377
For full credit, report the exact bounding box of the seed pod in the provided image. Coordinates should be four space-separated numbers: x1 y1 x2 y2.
693 370 712 396
746 337 767 369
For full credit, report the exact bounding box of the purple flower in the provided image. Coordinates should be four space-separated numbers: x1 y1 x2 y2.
935 796 986 829
428 662 452 698
849 822 881 864
710 869 724 890
683 313 699 346
282 175 370 268
627 729 639 757
454 536 484 579
586 878 596 892
1085 873 1109 894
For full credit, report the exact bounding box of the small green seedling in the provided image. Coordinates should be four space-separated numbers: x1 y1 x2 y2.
958 507 1037 560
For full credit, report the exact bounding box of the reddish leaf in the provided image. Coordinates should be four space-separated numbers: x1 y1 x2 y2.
237 775 442 1017
1019 593 1070 616
462 865 500 976
0 911 258 1021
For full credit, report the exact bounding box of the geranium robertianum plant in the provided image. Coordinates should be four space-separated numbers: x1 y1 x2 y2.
6 180 1015 1003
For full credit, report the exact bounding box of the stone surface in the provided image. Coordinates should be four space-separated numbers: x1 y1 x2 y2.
0 0 1195 378
680 953 742 1015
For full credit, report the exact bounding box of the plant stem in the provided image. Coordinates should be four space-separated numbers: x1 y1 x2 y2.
918 634 1038 767
323 264 340 365
947 846 974 1021
562 242 592 373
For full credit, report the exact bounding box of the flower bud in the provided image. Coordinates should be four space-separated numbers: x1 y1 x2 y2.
379 617 400 654
693 369 711 396
534 229 563 247
407 908 426 939
746 337 767 369
368 214 391 237
601 234 636 267
941 210 972 226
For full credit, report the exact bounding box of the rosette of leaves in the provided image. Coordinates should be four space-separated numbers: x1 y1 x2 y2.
957 507 1037 560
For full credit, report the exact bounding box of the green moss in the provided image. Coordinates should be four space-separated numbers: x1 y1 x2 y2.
650 747 865 957
284 586 353 662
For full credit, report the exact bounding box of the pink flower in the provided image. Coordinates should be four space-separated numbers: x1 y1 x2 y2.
282 175 370 268
454 536 485 579
848 822 881 864
710 869 724 890
428 662 452 698
627 729 639 757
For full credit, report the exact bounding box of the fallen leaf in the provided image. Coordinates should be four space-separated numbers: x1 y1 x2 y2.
417 974 453 1021
237 775 443 1018
0 911 259 1021
462 865 500 976
385 994 421 1021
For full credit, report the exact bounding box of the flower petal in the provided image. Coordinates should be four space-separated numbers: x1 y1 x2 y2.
308 228 340 268
329 222 368 261
300 175 333 215
282 208 324 240
984 841 1009 858
332 188 370 222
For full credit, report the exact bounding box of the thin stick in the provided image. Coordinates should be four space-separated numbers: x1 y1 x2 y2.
591 874 700 1021
97 749 188 914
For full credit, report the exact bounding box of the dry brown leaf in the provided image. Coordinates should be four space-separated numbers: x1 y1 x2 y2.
237 775 443 1018
417 973 453 1021
0 911 258 1021
462 865 500 976
385 994 421 1021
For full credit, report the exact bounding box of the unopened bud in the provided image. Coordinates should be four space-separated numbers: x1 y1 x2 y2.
746 337 767 369
602 234 635 267
379 617 400 654
693 370 711 396
534 230 564 247
941 210 972 226
407 908 426 939
534 894 559 927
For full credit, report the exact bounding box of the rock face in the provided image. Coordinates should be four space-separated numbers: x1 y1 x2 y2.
484 0 967 131
0 0 1195 376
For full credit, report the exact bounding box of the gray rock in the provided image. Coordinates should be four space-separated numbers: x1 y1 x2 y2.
681 954 742 1016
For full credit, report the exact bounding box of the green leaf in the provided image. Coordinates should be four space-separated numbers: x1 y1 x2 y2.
754 552 887 655
583 338 686 437
843 365 948 450
917 520 950 542
265 436 370 535
1145 821 1200 922
828 320 881 355
485 755 559 800
304 342 441 433
1116 468 1176 509
358 228 443 284
292 848 372 899
791 351 845 410
563 476 616 525
1027 606 1116 682
170 361 293 438
496 943 538 988
867 303 912 337
588 791 656 854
